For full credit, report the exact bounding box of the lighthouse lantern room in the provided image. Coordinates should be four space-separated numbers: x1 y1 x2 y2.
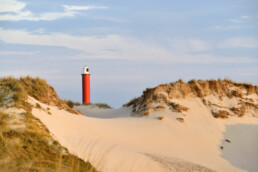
82 65 90 104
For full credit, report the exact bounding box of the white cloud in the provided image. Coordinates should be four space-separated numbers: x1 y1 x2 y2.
63 5 108 11
219 37 258 48
0 28 257 64
38 12 75 21
0 0 108 21
0 0 25 13
0 27 173 61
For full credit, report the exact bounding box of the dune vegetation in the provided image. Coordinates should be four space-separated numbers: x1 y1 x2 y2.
0 111 96 172
64 99 112 109
124 79 258 118
0 76 79 114
0 76 97 172
64 99 81 108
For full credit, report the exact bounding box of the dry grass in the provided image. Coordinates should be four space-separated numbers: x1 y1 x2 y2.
64 99 80 108
35 103 41 109
0 111 97 172
154 105 165 111
19 76 79 114
0 76 32 112
0 76 97 171
169 102 189 112
230 107 245 117
166 79 257 100
19 76 51 104
0 76 79 115
229 101 258 117
227 90 243 98
123 79 258 119
212 110 229 119
144 109 151 116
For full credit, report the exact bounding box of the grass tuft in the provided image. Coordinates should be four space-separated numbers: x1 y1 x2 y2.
64 100 80 108
35 103 41 109
0 76 32 112
94 103 112 109
212 110 229 119
169 102 189 112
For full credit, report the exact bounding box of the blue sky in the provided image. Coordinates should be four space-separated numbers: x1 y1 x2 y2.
0 0 258 108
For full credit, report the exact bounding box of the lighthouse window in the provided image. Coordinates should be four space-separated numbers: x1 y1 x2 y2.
86 68 89 72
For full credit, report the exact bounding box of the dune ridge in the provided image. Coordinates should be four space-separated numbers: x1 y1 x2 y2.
124 79 258 119
0 76 79 114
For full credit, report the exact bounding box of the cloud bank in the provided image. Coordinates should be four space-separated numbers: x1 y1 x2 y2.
0 28 257 64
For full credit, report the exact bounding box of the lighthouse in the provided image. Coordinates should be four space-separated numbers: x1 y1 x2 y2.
82 65 90 104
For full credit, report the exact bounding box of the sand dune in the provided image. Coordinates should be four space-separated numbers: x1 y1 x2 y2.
29 95 258 172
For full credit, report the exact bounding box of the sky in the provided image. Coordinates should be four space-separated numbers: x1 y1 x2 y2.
0 0 258 108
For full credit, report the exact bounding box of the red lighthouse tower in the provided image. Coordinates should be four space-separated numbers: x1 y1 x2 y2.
82 65 90 104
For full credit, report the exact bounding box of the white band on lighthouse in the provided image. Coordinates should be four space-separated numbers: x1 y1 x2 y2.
82 66 90 75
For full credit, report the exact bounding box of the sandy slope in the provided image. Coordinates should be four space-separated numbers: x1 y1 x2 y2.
28 96 258 172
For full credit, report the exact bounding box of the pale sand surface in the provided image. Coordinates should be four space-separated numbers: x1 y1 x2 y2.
28 96 258 172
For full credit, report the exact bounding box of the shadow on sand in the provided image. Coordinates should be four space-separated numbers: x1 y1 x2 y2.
220 124 258 172
74 106 133 119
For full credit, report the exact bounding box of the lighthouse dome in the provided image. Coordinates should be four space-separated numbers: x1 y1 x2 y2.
82 66 90 74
